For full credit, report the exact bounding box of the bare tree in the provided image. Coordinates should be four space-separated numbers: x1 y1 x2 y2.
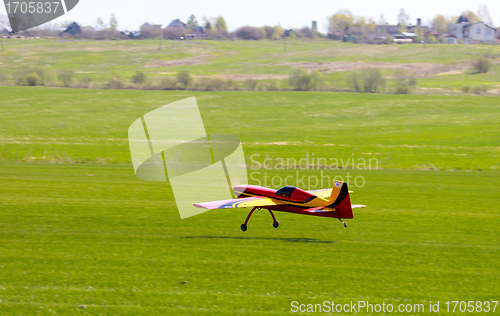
462 10 482 24
397 9 410 33
432 15 448 34
95 18 107 31
477 5 493 25
109 14 118 31
378 13 386 25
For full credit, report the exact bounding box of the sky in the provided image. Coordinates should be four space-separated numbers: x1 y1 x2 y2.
1 0 499 31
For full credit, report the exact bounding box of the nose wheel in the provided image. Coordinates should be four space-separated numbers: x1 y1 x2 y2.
241 208 279 231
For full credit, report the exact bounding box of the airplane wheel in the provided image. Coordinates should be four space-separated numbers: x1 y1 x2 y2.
273 221 279 228
241 224 247 231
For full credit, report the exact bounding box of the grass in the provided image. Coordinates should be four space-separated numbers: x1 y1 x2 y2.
0 86 499 314
0 39 499 91
0 86 499 170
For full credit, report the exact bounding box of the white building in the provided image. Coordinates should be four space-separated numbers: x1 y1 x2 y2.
449 15 496 43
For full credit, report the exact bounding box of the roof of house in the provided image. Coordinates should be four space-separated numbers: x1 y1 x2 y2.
425 30 438 36
167 19 187 29
60 22 82 35
283 29 301 37
457 15 469 23
141 22 162 29
462 22 497 30
401 32 417 37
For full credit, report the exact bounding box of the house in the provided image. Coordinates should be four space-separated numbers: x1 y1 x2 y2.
140 23 162 31
82 26 95 32
449 15 496 42
59 22 82 36
377 18 428 36
139 22 162 38
424 30 438 39
408 18 430 34
126 31 143 39
166 19 187 29
376 23 399 35
283 29 300 38
439 34 458 44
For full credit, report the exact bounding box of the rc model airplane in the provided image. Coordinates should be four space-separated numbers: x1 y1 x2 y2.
194 180 366 231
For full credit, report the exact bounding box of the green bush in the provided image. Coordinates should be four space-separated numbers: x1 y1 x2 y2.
395 81 410 94
26 73 41 86
289 69 325 91
266 79 280 91
289 69 310 91
394 73 417 94
205 75 227 91
473 57 491 73
352 73 361 92
131 71 146 85
15 67 46 86
310 71 325 90
176 70 193 89
472 85 488 95
460 85 488 95
77 76 92 88
362 68 385 93
106 72 125 89
192 76 232 91
58 69 74 87
244 79 258 91
158 77 177 90
352 68 385 93
226 79 241 91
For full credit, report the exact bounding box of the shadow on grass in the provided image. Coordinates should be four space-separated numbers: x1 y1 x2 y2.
177 236 335 244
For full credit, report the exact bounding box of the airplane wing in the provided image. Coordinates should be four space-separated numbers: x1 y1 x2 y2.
194 196 280 210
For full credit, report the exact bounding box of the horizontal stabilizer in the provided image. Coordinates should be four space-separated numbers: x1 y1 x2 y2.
352 204 367 209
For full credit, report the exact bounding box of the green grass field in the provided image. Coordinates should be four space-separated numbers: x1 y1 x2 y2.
0 86 499 315
0 39 499 91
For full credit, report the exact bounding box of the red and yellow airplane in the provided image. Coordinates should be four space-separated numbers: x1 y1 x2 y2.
194 180 366 231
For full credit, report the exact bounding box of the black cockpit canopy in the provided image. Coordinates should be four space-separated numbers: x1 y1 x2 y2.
276 186 296 198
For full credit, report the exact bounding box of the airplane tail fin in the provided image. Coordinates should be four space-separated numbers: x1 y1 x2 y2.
328 181 345 203
329 181 353 219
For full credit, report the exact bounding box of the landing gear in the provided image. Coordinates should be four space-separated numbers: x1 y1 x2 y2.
338 218 347 228
241 207 279 231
